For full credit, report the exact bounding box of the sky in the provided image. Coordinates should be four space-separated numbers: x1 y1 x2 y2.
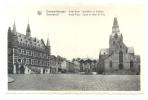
3 4 144 60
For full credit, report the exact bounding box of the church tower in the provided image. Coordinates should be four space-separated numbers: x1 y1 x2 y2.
112 17 120 34
109 17 124 54
46 36 51 55
26 23 31 37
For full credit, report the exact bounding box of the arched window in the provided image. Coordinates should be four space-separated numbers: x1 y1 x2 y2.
120 45 122 48
119 51 123 63
119 51 123 69
130 60 134 69
110 61 112 68
113 41 115 45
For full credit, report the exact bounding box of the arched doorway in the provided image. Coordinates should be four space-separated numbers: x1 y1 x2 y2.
119 51 123 70
20 65 25 74
43 69 45 74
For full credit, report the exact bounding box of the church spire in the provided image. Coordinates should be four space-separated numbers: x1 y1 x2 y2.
12 19 16 33
46 34 50 46
26 21 31 37
46 34 51 55
113 17 118 26
112 17 120 33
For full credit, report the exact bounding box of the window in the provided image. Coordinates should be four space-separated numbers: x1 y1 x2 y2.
120 45 122 48
22 49 24 54
119 51 123 63
32 52 35 57
113 41 115 45
119 51 123 69
26 58 29 64
114 33 118 38
29 50 31 56
30 51 32 56
130 60 134 69
24 49 26 55
18 48 21 54
31 59 33 65
27 50 29 55
110 61 112 68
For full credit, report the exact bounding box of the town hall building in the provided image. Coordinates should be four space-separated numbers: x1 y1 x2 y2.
8 21 51 74
98 17 140 74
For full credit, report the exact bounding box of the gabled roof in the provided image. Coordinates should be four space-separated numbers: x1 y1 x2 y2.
16 32 46 49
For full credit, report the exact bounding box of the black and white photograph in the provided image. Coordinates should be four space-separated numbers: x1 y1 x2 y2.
5 3 143 92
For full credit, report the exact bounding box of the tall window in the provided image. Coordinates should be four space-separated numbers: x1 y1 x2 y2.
22 49 24 54
110 61 112 68
119 51 123 69
26 58 29 64
130 60 134 69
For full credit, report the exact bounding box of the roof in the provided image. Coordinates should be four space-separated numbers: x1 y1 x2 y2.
100 48 109 55
128 47 134 54
16 32 46 49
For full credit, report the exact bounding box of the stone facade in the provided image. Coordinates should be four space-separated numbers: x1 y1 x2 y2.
8 22 51 74
98 17 140 75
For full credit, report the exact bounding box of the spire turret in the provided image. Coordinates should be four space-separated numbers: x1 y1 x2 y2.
46 34 51 55
12 20 16 33
26 22 31 37
46 38 50 46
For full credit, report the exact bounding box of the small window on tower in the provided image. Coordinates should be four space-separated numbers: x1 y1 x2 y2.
114 33 118 38
113 41 115 45
120 45 122 48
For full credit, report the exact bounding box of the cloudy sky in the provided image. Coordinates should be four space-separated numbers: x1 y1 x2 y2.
3 4 143 60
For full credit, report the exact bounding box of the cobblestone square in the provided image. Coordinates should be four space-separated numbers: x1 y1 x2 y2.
8 74 140 91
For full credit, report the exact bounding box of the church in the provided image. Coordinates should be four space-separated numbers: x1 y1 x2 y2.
8 21 51 74
98 17 140 74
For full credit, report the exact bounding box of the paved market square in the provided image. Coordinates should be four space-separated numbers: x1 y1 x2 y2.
8 74 140 91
